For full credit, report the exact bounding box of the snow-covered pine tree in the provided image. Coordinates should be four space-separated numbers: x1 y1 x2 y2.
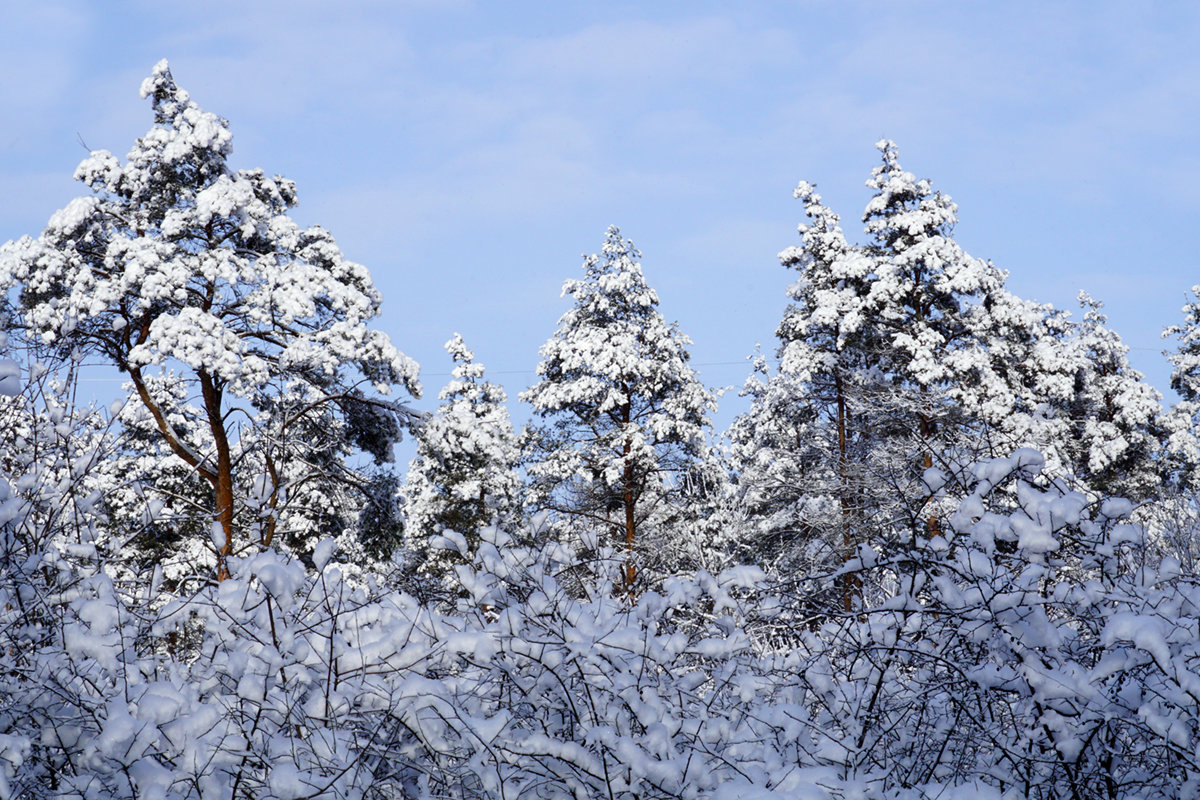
1161 287 1200 492
855 140 1049 548
1166 288 1200 405
728 358 824 553
731 182 879 611
736 142 1102 603
860 140 1010 460
403 334 522 582
931 273 1163 506
958 284 1078 460
670 441 740 575
521 227 715 592
0 61 419 578
1057 291 1162 499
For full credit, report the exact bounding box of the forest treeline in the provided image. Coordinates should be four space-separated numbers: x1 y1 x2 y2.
2 61 1200 799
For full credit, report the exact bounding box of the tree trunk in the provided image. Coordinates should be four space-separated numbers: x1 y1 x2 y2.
127 362 234 580
914 288 941 541
620 399 637 597
199 370 236 580
622 460 637 597
919 408 941 540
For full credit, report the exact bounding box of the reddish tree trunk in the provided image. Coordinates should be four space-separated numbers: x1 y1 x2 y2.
199 370 236 580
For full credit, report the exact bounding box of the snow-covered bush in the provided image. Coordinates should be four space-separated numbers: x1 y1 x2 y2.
794 449 1200 798
1 444 1197 798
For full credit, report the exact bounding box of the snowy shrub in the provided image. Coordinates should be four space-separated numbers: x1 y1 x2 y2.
3 439 1199 798
2 541 464 799
427 524 777 798
799 449 1200 798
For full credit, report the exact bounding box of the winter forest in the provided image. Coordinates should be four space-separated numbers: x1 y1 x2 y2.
3 59 1200 800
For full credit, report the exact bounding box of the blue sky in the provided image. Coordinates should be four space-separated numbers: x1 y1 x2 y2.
2 1 1199 441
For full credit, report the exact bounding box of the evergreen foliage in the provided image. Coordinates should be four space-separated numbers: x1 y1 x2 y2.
732 142 1166 613
1162 287 1200 490
1060 291 1163 498
403 334 522 582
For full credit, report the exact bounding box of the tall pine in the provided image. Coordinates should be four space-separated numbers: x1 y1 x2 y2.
0 62 419 577
733 141 1109 610
731 182 877 610
522 227 714 592
860 140 1009 470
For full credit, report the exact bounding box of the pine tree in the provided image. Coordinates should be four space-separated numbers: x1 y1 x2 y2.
403 334 522 581
1161 287 1200 491
853 140 1096 550
856 145 1164 509
521 227 715 592
731 182 878 610
1166 287 1200 406
959 285 1077 457
860 140 1010 459
734 141 1102 608
0 61 419 577
1059 292 1162 498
